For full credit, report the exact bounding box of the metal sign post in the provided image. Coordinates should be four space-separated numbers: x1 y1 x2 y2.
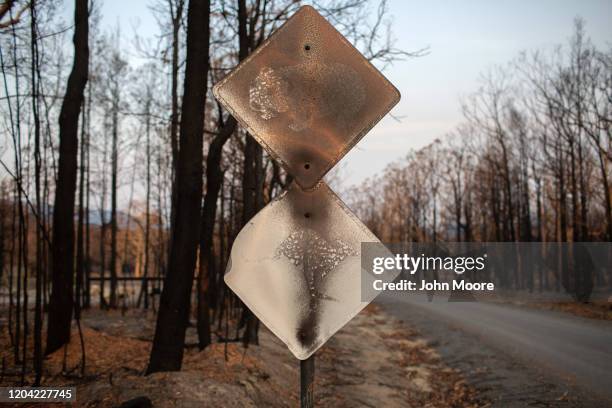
300 355 315 408
213 6 400 406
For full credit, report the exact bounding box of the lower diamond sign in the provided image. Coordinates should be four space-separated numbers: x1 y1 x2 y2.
224 182 383 360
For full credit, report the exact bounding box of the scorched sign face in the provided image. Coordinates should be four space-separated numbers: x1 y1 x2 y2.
224 183 387 360
213 5 400 190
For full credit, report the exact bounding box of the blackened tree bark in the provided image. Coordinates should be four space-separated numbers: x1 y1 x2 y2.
76 91 87 317
30 0 43 384
99 111 109 309
109 79 119 308
142 86 153 309
168 0 185 241
237 0 252 228
46 0 89 355
84 78 92 309
147 0 210 373
237 0 260 347
197 115 236 349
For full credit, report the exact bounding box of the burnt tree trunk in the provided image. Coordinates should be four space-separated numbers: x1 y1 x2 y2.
237 0 260 347
46 0 89 355
30 0 43 384
197 116 237 349
84 77 92 309
147 0 210 374
168 0 184 242
142 93 152 310
109 95 119 308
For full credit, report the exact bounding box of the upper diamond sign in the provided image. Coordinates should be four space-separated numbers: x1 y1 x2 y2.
213 5 400 189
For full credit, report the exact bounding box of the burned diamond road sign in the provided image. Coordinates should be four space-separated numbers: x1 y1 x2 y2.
213 5 400 190
224 182 387 360
215 5 400 362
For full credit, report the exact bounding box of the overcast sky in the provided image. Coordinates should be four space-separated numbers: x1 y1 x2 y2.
86 0 612 187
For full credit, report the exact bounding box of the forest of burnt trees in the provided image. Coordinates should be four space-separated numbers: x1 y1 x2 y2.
0 0 422 386
349 19 612 294
0 0 609 390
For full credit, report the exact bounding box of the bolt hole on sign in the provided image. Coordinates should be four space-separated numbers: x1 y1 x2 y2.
214 6 400 360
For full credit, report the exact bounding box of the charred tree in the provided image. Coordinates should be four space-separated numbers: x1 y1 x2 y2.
30 0 44 384
197 115 236 349
168 0 185 238
147 0 211 373
46 0 89 355
237 0 260 348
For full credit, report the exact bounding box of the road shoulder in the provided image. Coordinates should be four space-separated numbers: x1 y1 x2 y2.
378 294 609 407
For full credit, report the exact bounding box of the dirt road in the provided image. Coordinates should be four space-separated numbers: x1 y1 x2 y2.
379 292 612 407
